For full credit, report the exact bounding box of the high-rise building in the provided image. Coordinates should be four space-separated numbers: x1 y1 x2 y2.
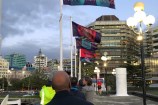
33 49 48 70
144 30 153 57
4 53 26 70
0 57 9 78
151 26 158 57
144 26 158 57
88 15 139 74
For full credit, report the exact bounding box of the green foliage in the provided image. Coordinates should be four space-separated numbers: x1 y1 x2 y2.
106 74 116 90
122 64 141 87
9 78 22 90
8 70 48 90
0 77 8 90
81 62 96 77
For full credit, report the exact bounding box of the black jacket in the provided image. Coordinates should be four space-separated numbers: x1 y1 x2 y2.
70 86 86 100
47 90 94 105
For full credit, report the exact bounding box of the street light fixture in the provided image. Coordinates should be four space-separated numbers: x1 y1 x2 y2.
94 67 100 92
101 55 111 95
127 2 155 105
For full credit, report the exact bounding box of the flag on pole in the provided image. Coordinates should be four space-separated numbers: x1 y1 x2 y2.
72 21 101 43
63 0 115 9
76 38 97 51
81 58 95 63
80 48 96 58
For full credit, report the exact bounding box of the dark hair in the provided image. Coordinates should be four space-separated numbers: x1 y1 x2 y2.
84 76 92 86
79 79 84 87
71 77 78 87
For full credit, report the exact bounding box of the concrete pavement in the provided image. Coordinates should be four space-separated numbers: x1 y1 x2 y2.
93 95 158 105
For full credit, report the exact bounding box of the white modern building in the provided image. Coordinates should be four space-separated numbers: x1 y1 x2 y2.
0 57 9 78
33 49 48 70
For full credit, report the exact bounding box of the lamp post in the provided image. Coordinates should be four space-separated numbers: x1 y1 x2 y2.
101 55 111 95
94 67 100 92
127 2 155 105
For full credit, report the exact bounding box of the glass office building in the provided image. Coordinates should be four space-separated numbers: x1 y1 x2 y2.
88 15 139 74
4 53 26 70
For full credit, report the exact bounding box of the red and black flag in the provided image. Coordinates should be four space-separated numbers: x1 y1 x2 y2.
63 0 115 9
72 21 101 43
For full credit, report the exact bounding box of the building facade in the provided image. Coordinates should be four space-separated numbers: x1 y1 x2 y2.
0 57 9 78
152 26 158 57
7 70 31 80
88 15 139 74
144 30 153 57
33 49 48 70
47 59 59 71
4 53 26 70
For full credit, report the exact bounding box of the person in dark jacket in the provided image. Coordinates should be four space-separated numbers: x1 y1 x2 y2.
78 78 85 91
47 71 94 105
70 77 86 100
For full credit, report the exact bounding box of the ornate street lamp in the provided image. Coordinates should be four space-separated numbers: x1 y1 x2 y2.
101 55 111 95
127 2 155 105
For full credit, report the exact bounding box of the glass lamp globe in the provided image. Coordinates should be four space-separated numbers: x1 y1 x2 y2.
95 67 98 70
137 35 143 41
143 15 155 26
104 63 107 67
101 56 107 61
127 17 137 27
134 11 146 22
134 2 144 12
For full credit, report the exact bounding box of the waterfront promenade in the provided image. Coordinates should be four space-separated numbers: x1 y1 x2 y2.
93 95 158 105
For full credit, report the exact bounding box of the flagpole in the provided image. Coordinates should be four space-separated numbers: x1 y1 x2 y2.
78 49 81 80
59 0 63 71
70 16 73 77
74 39 77 77
0 0 2 57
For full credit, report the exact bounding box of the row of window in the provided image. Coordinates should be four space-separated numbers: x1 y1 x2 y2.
102 36 123 40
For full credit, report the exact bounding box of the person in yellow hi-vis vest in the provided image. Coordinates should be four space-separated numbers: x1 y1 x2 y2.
40 71 57 105
40 85 56 105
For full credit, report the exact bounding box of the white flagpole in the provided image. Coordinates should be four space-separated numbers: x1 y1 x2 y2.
0 0 2 57
78 49 81 80
70 16 73 77
74 39 77 77
59 0 63 71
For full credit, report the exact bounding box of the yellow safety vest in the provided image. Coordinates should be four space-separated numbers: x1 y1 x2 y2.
40 85 56 105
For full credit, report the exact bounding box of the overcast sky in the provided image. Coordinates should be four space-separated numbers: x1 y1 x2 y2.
1 0 158 62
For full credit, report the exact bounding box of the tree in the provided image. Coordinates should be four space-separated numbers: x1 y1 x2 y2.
0 77 8 90
82 62 96 77
9 78 22 90
124 64 141 86
24 70 49 90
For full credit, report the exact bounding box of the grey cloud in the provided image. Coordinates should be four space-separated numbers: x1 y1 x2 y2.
2 42 71 62
1 0 84 61
1 0 59 37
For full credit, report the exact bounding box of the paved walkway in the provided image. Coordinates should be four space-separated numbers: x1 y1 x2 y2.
93 95 158 105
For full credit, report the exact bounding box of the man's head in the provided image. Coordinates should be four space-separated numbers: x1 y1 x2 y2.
52 71 71 92
83 76 92 86
71 77 78 87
